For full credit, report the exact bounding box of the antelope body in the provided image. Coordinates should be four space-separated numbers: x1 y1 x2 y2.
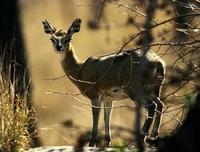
42 18 165 147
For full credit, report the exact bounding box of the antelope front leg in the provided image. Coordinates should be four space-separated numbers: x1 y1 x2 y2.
103 100 113 147
89 97 102 147
151 97 164 138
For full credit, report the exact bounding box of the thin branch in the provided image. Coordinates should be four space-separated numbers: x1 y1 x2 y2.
46 89 138 110
41 75 66 81
162 80 190 100
76 0 107 7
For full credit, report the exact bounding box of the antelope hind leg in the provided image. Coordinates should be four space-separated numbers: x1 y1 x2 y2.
151 97 164 138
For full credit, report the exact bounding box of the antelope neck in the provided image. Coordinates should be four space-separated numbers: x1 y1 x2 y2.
59 43 82 79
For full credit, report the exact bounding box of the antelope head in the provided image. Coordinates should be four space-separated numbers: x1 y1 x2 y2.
42 18 81 52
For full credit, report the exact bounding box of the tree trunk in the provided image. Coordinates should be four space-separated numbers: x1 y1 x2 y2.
0 0 41 147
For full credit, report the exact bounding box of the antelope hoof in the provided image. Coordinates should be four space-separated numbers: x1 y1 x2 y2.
145 136 158 146
89 137 97 147
141 132 148 142
145 133 159 145
104 141 110 147
104 135 111 147
104 137 110 147
151 132 158 139
89 141 95 147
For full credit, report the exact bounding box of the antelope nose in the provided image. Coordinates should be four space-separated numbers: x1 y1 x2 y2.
56 44 62 51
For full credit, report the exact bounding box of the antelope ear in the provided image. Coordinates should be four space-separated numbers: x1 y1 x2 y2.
65 18 81 41
70 18 82 33
67 18 82 34
42 19 56 35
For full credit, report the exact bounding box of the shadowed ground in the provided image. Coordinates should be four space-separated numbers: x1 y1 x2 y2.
28 146 157 152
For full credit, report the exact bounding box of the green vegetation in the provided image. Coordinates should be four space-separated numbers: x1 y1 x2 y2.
184 93 197 108
112 139 138 152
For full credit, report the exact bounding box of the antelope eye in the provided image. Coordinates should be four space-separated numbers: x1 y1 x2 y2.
63 39 69 45
50 38 56 43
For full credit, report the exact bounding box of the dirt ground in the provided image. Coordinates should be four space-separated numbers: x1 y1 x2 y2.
21 0 183 146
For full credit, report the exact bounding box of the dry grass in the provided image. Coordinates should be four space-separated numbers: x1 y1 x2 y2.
0 65 33 151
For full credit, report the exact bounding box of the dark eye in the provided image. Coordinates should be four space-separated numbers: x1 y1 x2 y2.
63 39 69 45
50 38 56 43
